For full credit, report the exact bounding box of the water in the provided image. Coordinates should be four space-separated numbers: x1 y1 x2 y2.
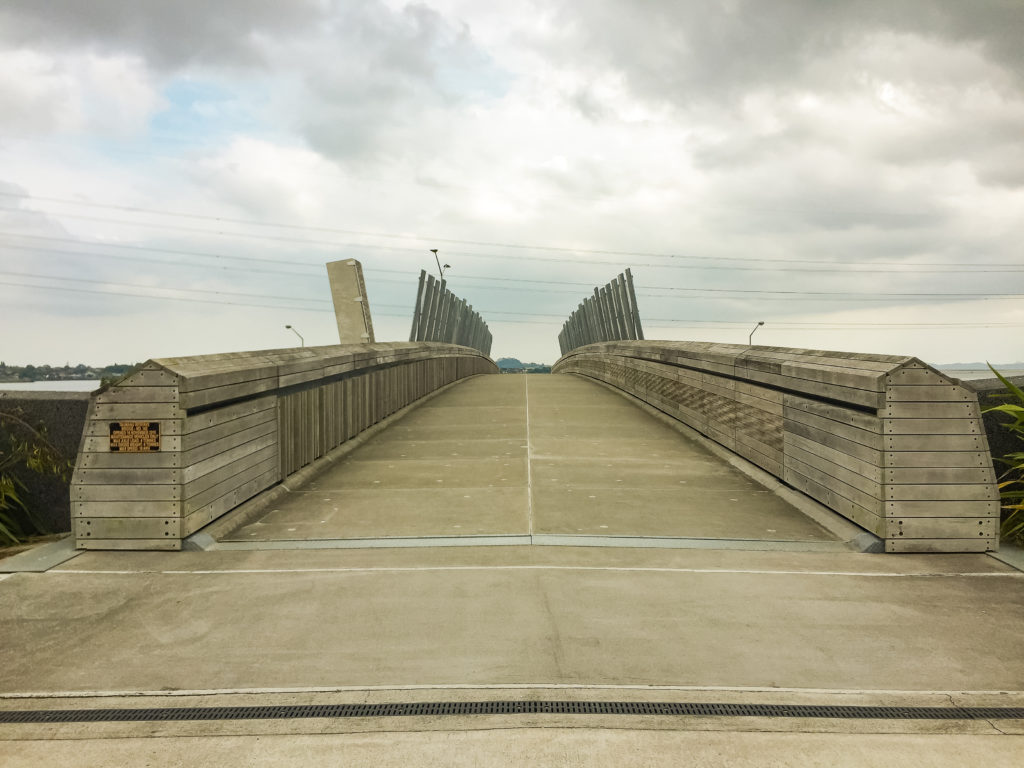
939 369 1024 382
0 380 101 392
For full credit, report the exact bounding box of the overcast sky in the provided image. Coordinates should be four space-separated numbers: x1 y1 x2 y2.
1 0 1023 367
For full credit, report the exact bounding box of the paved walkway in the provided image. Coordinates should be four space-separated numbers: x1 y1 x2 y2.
1 374 1022 765
226 374 838 545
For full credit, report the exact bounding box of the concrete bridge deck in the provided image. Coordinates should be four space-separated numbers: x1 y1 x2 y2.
223 374 841 547
2 374 1023 765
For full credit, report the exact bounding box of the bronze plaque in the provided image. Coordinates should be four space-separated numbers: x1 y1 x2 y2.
109 421 161 452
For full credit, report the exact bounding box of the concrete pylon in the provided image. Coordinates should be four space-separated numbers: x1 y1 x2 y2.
326 259 375 343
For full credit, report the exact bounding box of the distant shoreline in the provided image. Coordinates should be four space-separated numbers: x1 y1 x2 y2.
0 380 102 392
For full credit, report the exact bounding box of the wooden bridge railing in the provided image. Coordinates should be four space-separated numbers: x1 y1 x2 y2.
553 341 1000 553
71 342 496 550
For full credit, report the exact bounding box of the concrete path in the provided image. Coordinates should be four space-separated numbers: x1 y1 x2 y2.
1 545 1023 764
2 374 1023 765
226 374 838 545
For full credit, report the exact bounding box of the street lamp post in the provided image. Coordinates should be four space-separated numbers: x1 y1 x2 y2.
748 321 764 346
430 249 451 280
285 324 304 347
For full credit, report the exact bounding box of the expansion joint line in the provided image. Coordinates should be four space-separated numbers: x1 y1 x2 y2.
525 374 534 539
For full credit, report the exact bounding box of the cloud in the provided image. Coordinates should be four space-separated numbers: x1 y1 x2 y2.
190 137 341 221
0 0 328 71
1 1 1023 367
0 50 162 137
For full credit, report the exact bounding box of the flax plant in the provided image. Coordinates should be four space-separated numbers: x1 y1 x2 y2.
0 410 68 546
984 366 1024 545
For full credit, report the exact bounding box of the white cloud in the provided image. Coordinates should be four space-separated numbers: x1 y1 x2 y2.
0 49 161 137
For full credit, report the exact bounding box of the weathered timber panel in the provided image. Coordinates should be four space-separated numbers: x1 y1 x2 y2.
72 342 497 550
554 341 999 552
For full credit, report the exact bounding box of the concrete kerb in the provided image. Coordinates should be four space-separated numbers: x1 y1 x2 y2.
988 542 1024 574
576 374 884 553
0 534 80 573
185 374 490 549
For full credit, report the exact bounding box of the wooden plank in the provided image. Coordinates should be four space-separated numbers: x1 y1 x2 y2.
785 454 881 511
885 538 995 553
883 419 981 436
183 395 276 432
736 380 783 403
734 388 784 417
885 500 1000 517
887 517 997 539
885 368 951 386
181 432 278 483
885 434 987 451
783 467 885 535
886 466 996 485
884 484 999 502
182 467 280 535
77 517 180 539
118 369 177 387
73 500 181 517
179 377 279 410
738 368 885 409
704 424 735 451
884 451 991 468
279 369 329 388
91 404 184 420
732 438 783 477
77 452 181 469
783 394 882 432
77 538 181 551
95 386 179 404
885 385 973 403
322 360 358 377
784 432 883 484
738 348 908 372
779 360 887 391
883 402 978 419
182 419 277 466
182 444 278 498
182 408 276 451
734 411 784 451
783 408 883 450
73 468 180 485
176 364 278 393
184 456 279 512
72 484 180 502
785 442 882 499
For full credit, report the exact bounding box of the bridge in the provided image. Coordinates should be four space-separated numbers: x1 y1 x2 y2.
1 266 1021 765
69 343 999 554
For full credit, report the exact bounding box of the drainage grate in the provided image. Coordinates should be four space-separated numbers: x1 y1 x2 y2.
1 701 1023 724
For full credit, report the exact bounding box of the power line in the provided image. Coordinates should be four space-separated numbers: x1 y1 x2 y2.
0 232 324 272
3 190 1021 269
4 238 1024 303
3 279 1023 329
0 271 330 305
3 205 1023 274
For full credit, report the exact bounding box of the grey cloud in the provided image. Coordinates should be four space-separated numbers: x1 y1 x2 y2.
295 4 503 162
0 0 328 70
549 0 1024 104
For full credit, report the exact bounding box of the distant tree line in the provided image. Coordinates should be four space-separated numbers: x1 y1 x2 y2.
495 358 551 374
0 362 139 383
